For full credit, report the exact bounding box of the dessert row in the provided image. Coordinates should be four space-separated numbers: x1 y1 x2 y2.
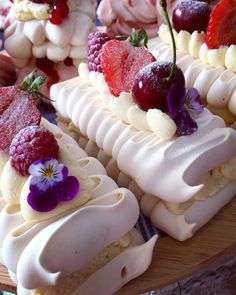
0 0 235 294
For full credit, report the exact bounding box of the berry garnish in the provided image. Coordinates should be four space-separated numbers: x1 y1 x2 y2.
0 92 41 152
36 57 59 88
9 126 59 176
101 39 156 96
132 61 185 112
131 0 203 136
206 0 236 49
172 0 211 33
22 0 69 25
49 0 69 25
0 85 19 115
88 32 111 72
0 71 46 151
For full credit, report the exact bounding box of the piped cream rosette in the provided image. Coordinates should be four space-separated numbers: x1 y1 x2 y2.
0 118 157 294
4 0 97 68
149 24 236 125
51 64 236 241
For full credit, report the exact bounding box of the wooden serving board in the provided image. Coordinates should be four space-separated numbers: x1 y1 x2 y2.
1 196 236 295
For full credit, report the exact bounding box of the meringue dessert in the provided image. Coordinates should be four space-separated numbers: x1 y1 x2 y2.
51 27 236 241
0 118 156 295
0 74 156 294
149 0 236 124
3 0 97 96
97 0 177 38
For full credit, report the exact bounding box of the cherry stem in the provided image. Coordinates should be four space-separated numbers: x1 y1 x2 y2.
160 0 176 84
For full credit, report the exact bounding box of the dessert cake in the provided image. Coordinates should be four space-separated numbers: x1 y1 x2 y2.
148 0 236 125
51 24 236 241
97 0 177 38
0 75 157 294
3 0 97 96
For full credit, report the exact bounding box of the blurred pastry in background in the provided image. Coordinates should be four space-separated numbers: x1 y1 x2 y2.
0 50 16 86
97 0 177 38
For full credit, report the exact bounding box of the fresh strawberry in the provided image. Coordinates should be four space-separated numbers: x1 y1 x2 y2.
206 0 236 49
0 95 41 151
0 85 19 115
0 72 45 151
100 40 156 97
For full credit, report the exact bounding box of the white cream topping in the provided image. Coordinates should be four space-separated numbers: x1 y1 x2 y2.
16 234 157 295
61 120 236 240
79 63 177 140
51 76 236 207
12 0 51 21
149 35 236 123
159 24 236 73
4 0 96 65
0 118 115 222
15 192 139 289
12 0 77 21
0 119 157 293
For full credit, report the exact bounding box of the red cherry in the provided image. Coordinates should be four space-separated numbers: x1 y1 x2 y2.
36 57 55 75
49 0 69 25
132 61 185 112
49 9 63 25
53 1 69 15
64 57 73 66
172 0 211 33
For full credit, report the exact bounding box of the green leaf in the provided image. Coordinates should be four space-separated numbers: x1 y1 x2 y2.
129 28 148 48
20 70 37 90
29 76 46 92
138 29 148 48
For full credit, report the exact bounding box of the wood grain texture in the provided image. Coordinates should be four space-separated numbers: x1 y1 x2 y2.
1 196 236 295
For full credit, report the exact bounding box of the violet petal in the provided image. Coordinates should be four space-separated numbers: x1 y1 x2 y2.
185 88 204 116
173 110 198 136
27 190 58 212
28 162 47 177
53 176 80 202
29 175 51 193
60 165 69 181
167 85 186 116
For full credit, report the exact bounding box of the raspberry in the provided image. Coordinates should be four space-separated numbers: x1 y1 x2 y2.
87 32 110 72
9 126 59 176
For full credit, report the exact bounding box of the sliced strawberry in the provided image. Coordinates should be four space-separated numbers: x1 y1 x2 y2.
100 40 156 97
206 0 236 49
0 90 41 151
0 85 20 115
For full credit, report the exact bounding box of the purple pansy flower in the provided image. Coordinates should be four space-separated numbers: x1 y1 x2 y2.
167 85 204 136
27 158 80 212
